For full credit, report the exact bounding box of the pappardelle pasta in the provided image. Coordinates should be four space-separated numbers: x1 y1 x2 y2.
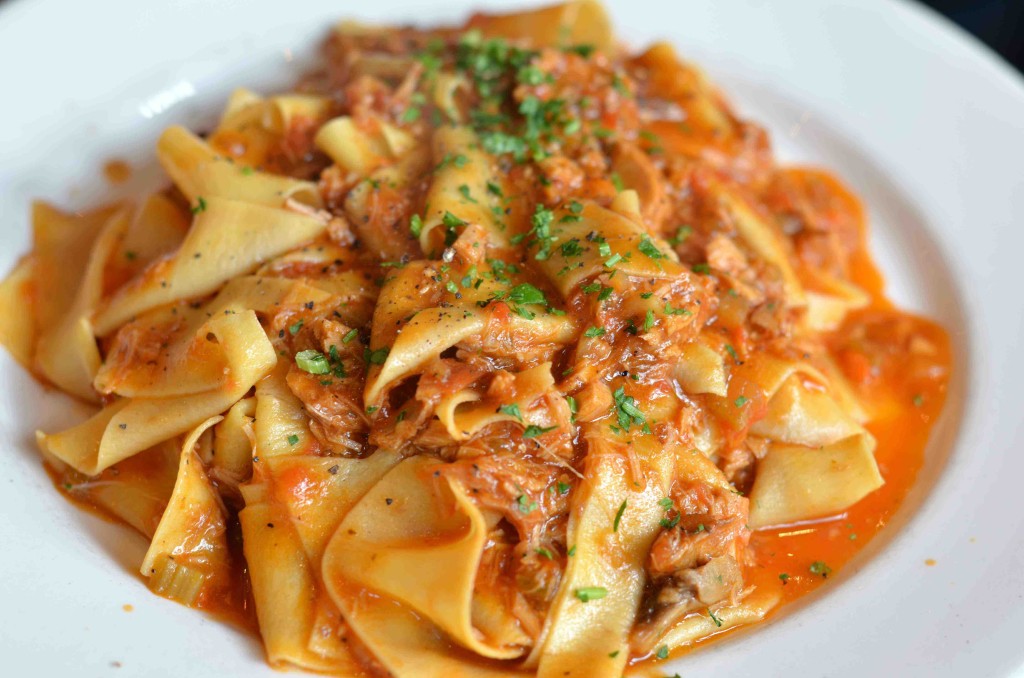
1 2 951 675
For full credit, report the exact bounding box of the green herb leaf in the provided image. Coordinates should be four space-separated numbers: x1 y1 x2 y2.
613 499 627 532
638 235 666 260
295 350 330 375
365 347 390 365
708 608 723 627
523 424 557 439
643 309 655 332
809 561 832 578
612 386 647 432
498 403 523 421
574 586 608 602
516 494 538 513
287 434 300 446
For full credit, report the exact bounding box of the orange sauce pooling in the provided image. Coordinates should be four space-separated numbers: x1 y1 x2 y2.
103 159 132 184
674 169 953 657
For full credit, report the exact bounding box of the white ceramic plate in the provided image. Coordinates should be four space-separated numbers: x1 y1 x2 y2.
2 0 1022 675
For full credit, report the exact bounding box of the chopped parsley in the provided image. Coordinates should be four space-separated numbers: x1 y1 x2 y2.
512 204 556 260
655 645 669 660
523 424 557 439
809 561 833 578
664 302 692 316
560 238 585 257
365 347 390 365
734 395 750 408
779 573 790 585
659 497 681 528
288 319 303 336
638 234 666 260
535 546 554 559
574 586 608 602
295 350 330 375
516 494 538 514
287 434 300 446
584 326 606 338
505 282 548 306
441 211 467 246
498 403 523 421
409 214 423 238
612 386 647 432
458 184 477 203
342 328 359 343
190 196 207 214
613 499 627 532
708 608 723 628
668 225 692 246
643 309 656 332
486 181 504 199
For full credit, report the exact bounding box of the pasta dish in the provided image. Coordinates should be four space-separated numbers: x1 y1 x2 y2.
0 1 951 675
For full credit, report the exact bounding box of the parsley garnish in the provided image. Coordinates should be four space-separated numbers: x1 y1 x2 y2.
779 573 790 585
584 326 605 338
516 494 538 513
505 282 547 306
190 196 207 214
409 214 423 238
441 211 466 246
287 434 299 446
708 608 723 627
523 424 557 439
656 645 669 660
810 561 833 578
512 204 556 260
365 347 390 365
574 586 607 602
638 234 666 260
295 350 330 375
668 225 692 246
613 500 627 532
643 309 656 332
288 320 303 336
612 386 646 432
498 403 523 421
734 396 750 408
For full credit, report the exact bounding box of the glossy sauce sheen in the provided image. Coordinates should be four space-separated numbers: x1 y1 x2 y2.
33 7 952 674
48 181 952 661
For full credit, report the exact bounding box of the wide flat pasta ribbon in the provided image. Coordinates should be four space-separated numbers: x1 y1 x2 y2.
324 455 530 661
38 310 276 475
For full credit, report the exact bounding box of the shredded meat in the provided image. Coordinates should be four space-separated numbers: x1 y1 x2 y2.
631 481 749 654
